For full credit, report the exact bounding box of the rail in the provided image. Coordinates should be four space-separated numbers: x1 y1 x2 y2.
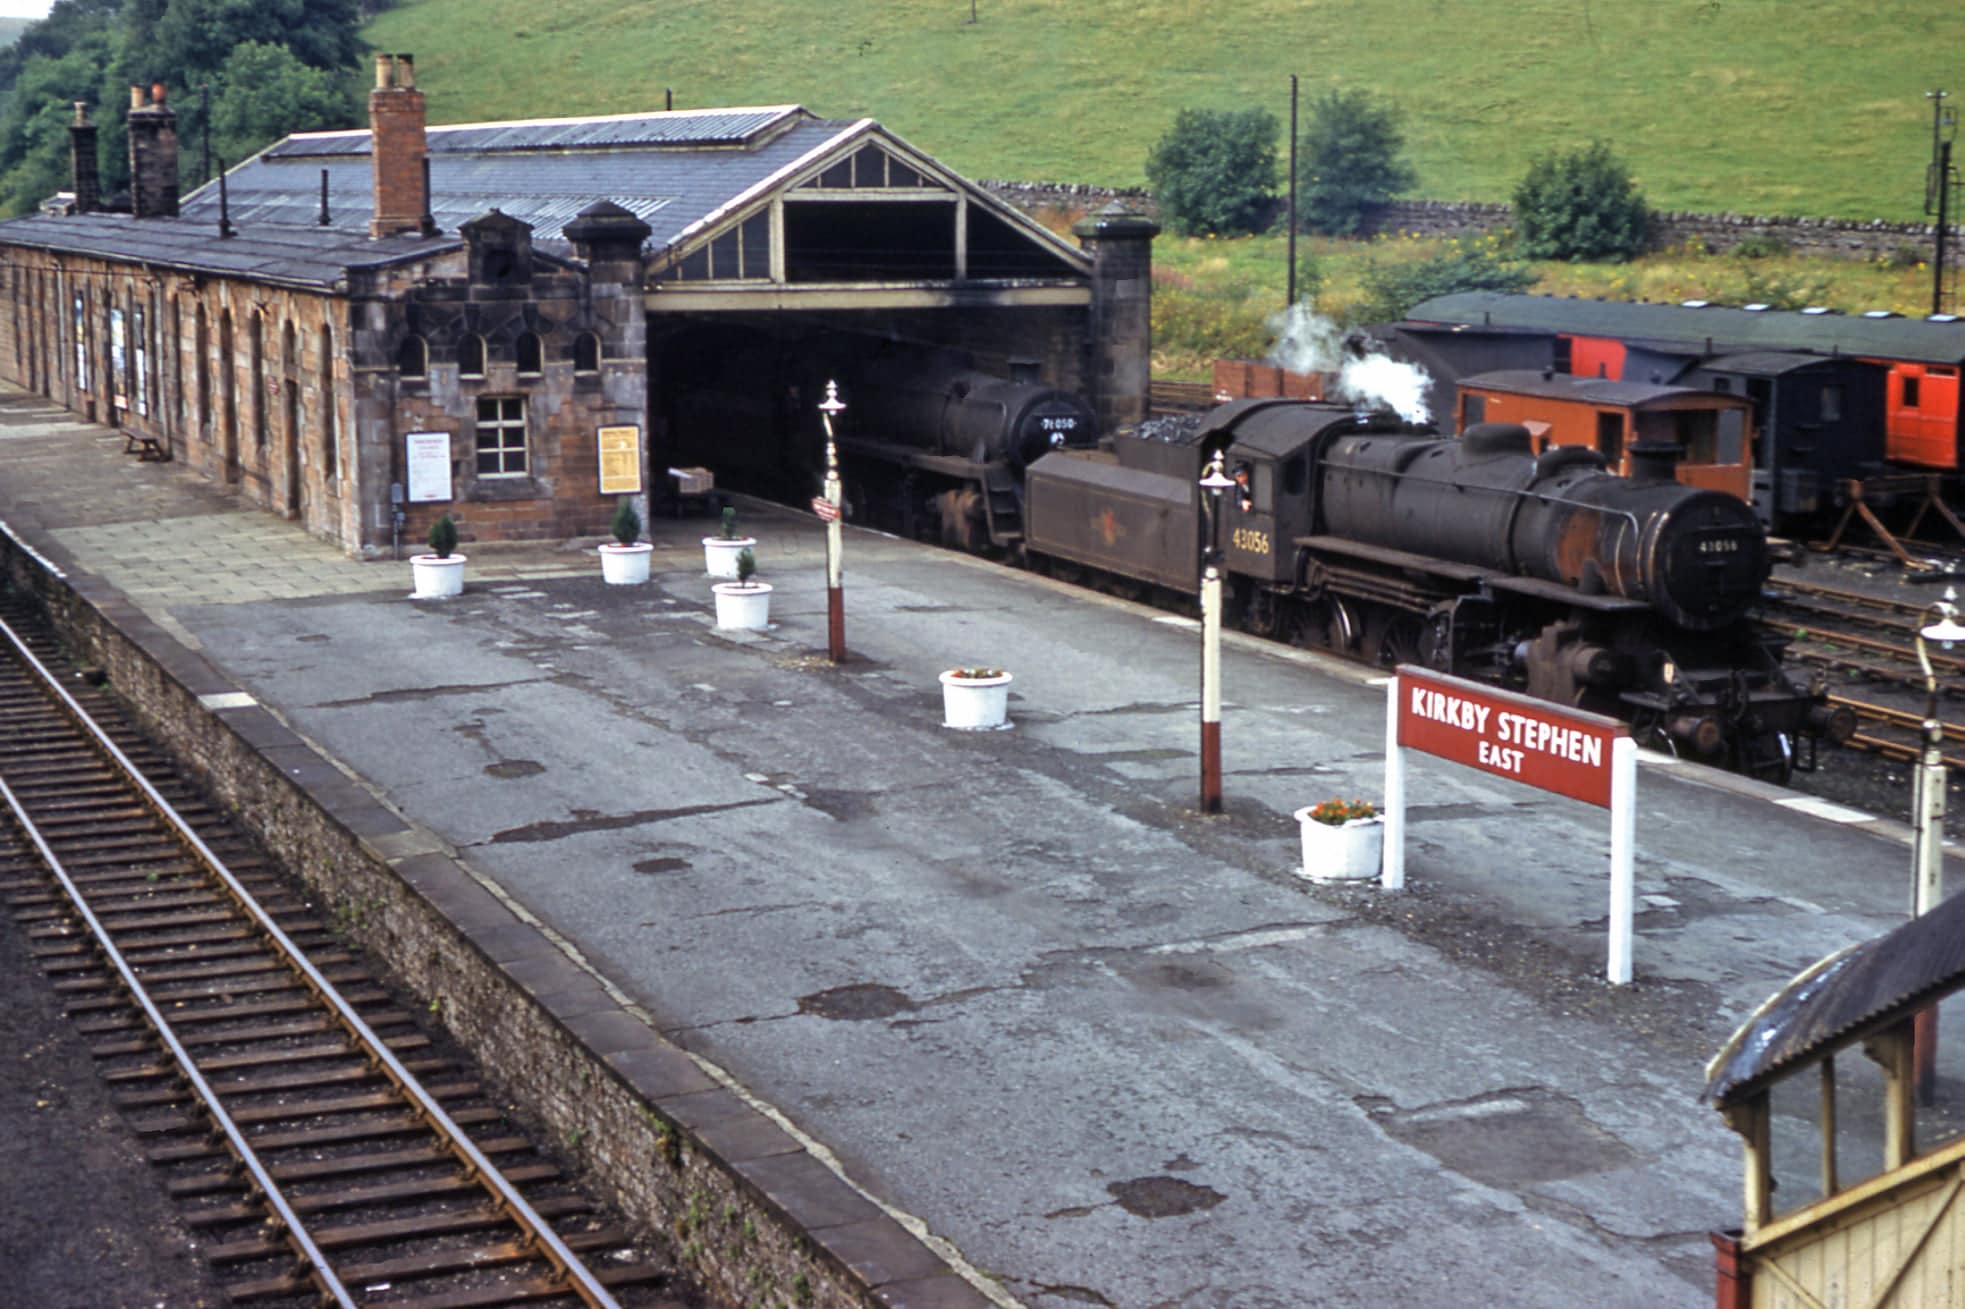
0 609 625 1308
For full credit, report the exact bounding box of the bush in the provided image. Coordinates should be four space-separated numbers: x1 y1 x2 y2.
1296 88 1417 236
1512 141 1650 262
610 498 641 546
1731 231 1791 260
1145 107 1280 238
1348 244 1539 326
427 514 458 558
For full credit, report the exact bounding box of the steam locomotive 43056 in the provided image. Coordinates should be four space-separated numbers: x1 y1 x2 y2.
1023 398 1851 778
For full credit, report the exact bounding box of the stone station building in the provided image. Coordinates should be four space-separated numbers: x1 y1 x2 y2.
0 55 1155 557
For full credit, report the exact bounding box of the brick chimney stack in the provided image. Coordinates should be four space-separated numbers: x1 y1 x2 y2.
369 53 432 238
69 102 98 215
126 82 179 218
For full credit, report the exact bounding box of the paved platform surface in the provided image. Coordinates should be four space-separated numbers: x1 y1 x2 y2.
1 382 1960 1309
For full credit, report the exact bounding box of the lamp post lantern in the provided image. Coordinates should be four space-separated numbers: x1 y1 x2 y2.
818 381 847 662
1198 450 1238 813
1912 587 1965 1101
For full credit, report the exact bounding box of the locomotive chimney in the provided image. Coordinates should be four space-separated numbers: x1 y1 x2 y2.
1626 438 1683 485
126 82 179 218
369 53 432 238
68 102 98 214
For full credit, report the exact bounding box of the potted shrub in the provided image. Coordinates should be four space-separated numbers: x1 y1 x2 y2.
410 513 466 599
711 546 772 630
1291 798 1383 883
599 498 653 585
703 506 756 579
938 665 1014 730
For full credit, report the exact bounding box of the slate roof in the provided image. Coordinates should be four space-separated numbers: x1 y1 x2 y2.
1460 368 1722 406
0 211 456 289
181 106 875 253
1408 292 1965 365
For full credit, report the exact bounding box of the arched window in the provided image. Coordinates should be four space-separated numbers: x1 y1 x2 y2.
459 333 484 378
572 331 600 373
250 311 267 449
514 331 541 375
281 320 297 442
195 303 209 433
320 324 336 482
219 308 237 475
397 333 427 377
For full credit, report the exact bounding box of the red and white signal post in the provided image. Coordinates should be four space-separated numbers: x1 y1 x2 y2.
1384 666 1639 984
817 381 847 662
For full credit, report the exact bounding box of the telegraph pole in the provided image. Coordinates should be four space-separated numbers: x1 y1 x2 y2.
1287 74 1300 309
1926 90 1957 316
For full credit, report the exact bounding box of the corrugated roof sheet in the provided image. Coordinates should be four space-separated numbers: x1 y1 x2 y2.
1409 292 1965 365
188 113 860 249
1461 368 1714 406
272 106 803 159
1705 890 1965 1106
0 211 456 287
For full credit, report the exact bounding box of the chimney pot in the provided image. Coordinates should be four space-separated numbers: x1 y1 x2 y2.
129 85 145 111
397 53 415 87
150 82 166 107
72 101 89 127
374 53 394 88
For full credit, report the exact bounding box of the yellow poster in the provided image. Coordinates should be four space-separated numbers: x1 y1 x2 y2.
597 425 642 494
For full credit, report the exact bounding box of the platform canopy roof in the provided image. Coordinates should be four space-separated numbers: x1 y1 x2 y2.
1705 889 1965 1107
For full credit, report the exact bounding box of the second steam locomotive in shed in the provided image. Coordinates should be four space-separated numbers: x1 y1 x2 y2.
1024 399 1849 779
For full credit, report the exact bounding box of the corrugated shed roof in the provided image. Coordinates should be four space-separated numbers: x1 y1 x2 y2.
187 113 861 250
1705 890 1965 1106
0 211 456 287
272 106 803 158
1409 292 1965 365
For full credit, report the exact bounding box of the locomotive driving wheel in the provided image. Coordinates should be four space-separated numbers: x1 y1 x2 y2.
1241 588 1282 639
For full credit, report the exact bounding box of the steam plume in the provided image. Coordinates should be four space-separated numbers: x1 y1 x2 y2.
1266 303 1433 424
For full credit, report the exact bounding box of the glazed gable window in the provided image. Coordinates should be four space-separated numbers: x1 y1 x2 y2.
475 395 526 477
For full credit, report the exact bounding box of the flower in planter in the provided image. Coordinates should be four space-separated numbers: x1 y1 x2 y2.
1305 798 1379 826
948 667 1005 679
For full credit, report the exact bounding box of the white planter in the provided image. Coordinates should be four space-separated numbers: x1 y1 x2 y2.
939 669 1013 730
703 536 758 579
599 541 653 585
712 581 773 630
410 553 466 600
1292 810 1384 883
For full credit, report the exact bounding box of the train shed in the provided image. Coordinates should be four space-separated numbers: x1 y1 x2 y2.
0 55 1156 557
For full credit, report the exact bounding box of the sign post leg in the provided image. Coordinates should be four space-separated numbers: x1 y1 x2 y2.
1607 737 1637 985
1383 677 1405 891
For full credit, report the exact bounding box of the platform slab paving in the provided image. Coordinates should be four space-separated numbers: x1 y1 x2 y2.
1 382 1959 1308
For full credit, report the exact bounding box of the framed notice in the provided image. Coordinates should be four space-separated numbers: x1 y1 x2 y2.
597 425 643 494
405 431 453 503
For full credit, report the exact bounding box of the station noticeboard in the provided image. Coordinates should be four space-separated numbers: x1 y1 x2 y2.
1384 665 1639 984
405 431 452 503
597 425 642 495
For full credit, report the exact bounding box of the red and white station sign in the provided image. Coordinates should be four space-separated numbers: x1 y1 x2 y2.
1383 666 1639 984
1396 668 1620 808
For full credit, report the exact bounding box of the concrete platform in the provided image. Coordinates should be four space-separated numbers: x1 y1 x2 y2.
1 381 1959 1309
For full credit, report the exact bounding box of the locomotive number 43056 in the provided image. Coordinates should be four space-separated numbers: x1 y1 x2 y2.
1231 527 1271 555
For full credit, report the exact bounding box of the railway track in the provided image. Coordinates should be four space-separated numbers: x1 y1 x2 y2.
1759 576 1965 771
0 598 688 1309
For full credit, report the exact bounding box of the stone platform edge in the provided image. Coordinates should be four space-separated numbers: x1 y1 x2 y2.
0 526 999 1309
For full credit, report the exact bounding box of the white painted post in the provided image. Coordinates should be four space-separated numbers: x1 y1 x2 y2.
1606 735 1638 985
1383 676 1406 891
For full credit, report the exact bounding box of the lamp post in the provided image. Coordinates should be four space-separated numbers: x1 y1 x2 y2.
818 381 847 662
1912 587 1965 1101
1198 450 1237 813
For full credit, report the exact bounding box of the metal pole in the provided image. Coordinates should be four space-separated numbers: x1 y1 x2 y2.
1198 451 1232 814
1287 74 1299 309
819 381 847 663
1928 90 1953 317
1911 602 1957 1102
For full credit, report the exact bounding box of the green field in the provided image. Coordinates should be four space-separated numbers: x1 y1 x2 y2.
368 0 1965 222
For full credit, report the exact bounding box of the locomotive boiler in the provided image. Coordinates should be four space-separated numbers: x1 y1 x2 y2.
1025 398 1848 778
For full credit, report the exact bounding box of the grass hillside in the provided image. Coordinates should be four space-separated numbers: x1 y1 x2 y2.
367 0 1965 222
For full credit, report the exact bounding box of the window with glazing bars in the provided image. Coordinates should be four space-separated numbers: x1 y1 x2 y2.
476 396 526 476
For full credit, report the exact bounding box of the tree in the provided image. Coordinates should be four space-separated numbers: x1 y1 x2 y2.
208 41 361 170
1144 106 1279 238
1511 140 1651 262
1296 88 1415 236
